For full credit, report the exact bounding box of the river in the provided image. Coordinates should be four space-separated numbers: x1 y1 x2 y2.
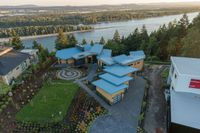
22 12 199 51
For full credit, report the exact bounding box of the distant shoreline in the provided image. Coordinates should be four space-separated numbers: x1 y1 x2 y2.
0 29 94 42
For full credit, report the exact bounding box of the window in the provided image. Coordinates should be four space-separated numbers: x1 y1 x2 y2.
171 86 174 90
137 62 140 64
174 74 177 79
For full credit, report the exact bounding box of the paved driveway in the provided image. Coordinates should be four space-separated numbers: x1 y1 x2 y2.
89 77 146 133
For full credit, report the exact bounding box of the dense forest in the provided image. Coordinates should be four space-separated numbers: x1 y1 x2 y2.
0 8 199 28
0 25 92 38
103 13 200 61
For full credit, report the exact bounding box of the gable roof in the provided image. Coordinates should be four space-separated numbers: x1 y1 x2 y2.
0 50 30 75
99 73 133 86
92 79 128 94
99 49 112 58
113 54 137 65
84 44 92 51
171 56 200 76
90 44 103 55
56 47 82 60
104 65 138 77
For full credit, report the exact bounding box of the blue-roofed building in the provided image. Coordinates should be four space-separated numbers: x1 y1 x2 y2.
113 54 137 65
98 49 115 66
90 44 104 55
129 50 146 59
92 79 128 104
92 64 137 105
84 44 92 51
56 47 82 64
104 65 138 77
56 44 104 65
129 50 146 70
99 73 133 86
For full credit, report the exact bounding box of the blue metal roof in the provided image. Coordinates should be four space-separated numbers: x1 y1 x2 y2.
84 44 92 51
99 49 112 58
90 44 104 55
104 65 138 77
56 47 82 60
98 57 115 65
72 51 92 59
113 54 137 65
129 50 146 59
99 73 133 86
92 79 128 94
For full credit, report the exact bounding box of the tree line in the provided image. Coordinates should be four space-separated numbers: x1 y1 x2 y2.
0 8 198 28
0 25 93 38
104 13 200 60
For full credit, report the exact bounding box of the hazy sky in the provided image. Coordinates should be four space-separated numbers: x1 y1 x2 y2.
1 0 200 6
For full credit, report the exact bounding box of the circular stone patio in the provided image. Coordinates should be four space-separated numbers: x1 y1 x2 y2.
57 68 82 80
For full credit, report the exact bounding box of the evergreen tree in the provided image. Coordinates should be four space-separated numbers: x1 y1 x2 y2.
55 29 68 50
11 31 24 50
68 34 77 46
100 36 106 44
90 40 94 45
113 30 121 42
82 39 87 45
32 40 39 49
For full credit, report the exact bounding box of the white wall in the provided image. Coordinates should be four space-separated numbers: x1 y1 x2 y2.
169 63 200 95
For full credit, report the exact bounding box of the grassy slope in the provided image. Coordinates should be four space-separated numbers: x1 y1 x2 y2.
16 80 79 123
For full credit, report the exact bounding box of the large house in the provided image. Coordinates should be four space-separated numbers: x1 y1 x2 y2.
56 44 146 104
167 57 200 133
0 46 37 85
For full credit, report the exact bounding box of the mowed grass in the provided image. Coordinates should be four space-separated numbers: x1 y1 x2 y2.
16 80 79 123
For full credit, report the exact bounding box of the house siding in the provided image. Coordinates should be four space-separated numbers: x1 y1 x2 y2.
96 87 125 104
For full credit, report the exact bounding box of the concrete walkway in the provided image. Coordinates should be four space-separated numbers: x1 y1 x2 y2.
89 77 146 133
87 63 98 82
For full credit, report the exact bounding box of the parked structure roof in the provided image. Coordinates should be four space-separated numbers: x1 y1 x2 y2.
92 79 128 94
99 73 133 86
171 56 200 76
0 50 30 75
56 47 82 60
104 65 138 77
170 90 200 130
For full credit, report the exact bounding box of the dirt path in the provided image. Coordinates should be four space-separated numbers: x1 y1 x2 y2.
144 65 167 133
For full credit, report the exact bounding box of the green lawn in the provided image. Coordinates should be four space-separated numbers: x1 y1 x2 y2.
16 80 79 123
